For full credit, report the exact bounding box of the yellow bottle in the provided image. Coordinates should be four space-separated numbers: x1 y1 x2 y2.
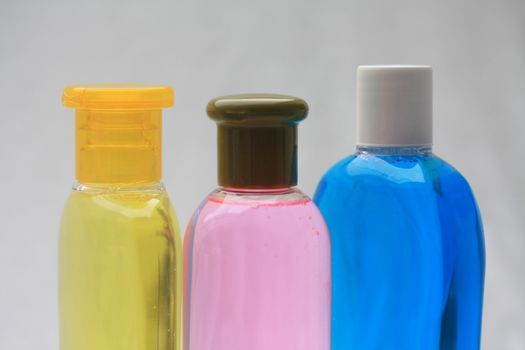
59 85 182 350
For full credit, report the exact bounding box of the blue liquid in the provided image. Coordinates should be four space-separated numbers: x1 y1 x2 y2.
314 147 485 350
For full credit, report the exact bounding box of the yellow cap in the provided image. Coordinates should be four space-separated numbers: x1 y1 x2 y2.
63 85 174 184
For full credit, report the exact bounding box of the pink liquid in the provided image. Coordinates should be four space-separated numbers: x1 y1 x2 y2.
184 188 331 350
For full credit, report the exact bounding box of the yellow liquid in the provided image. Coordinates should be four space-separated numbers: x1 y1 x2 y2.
59 184 182 350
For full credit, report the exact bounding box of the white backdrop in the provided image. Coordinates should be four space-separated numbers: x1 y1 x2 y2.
0 0 524 349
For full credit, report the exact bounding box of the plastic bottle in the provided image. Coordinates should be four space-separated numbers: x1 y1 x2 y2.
184 94 331 350
59 85 182 350
314 66 485 349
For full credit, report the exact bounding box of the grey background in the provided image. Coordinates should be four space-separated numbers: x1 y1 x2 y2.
0 0 523 349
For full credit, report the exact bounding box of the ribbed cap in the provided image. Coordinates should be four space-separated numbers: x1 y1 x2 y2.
357 65 432 146
63 84 174 184
207 94 308 189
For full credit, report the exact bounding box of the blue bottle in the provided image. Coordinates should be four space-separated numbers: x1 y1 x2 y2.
314 66 485 349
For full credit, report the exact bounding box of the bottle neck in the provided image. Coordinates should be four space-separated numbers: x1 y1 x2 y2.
209 186 307 205
220 186 295 195
73 181 165 193
356 145 432 155
75 109 163 184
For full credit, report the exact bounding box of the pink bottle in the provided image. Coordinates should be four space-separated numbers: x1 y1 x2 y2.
184 94 331 350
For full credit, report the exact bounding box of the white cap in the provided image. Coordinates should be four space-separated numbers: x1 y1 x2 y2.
356 65 432 146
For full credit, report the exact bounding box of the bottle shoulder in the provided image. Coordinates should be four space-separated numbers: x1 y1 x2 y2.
186 187 329 242
321 152 469 185
315 152 479 210
62 181 178 221
60 182 182 246
190 187 323 223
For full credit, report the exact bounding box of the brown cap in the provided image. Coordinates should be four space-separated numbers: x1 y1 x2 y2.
207 94 308 189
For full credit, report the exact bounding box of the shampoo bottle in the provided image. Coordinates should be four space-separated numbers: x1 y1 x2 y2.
59 85 182 350
314 66 485 349
184 94 331 350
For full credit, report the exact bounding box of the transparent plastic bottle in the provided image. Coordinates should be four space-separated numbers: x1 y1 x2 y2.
314 67 485 349
184 94 331 350
59 85 182 350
